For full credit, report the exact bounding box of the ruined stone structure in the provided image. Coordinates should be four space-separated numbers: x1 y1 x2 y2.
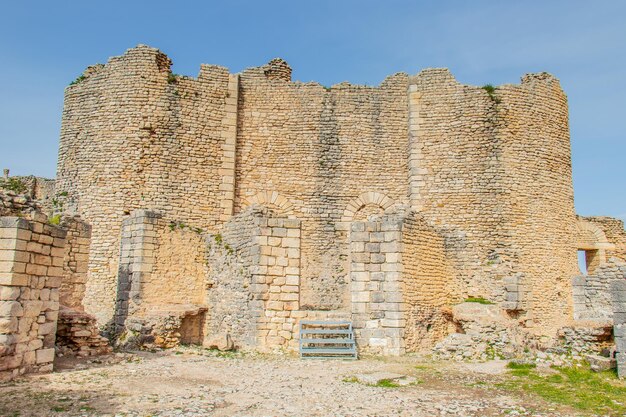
2 44 625 377
50 45 626 356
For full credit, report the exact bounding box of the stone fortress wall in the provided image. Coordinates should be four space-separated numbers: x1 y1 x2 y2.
50 45 625 357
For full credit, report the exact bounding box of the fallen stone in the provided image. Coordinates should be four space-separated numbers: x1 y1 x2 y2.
203 333 234 351
586 354 616 372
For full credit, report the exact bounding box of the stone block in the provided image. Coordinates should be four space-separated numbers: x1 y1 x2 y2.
21 301 43 318
371 292 385 303
0 301 23 317
351 223 365 232
351 253 369 263
352 291 370 303
351 271 368 282
614 313 626 323
0 272 28 286
586 354 616 372
0 261 25 274
0 354 22 372
281 238 299 248
0 317 18 334
0 287 20 301
364 243 380 253
381 318 406 328
25 264 47 276
38 322 56 336
371 272 385 281
35 348 55 364
385 253 400 263
370 254 385 264
614 302 626 314
0 217 31 230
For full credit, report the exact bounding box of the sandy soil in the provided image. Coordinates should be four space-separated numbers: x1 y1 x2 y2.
0 347 577 417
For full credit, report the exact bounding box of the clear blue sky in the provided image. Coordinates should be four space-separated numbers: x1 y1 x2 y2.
0 1 624 220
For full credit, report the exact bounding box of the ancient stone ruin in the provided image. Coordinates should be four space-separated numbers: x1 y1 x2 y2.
1 44 625 379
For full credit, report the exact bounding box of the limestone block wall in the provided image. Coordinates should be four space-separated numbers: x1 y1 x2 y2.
143 220 206 307
208 207 348 351
350 217 405 356
401 212 452 352
59 216 91 310
56 45 582 345
408 70 577 335
0 216 65 380
254 216 301 347
206 209 264 348
573 259 626 322
612 280 626 379
234 67 409 311
114 210 160 333
114 210 207 333
57 45 234 324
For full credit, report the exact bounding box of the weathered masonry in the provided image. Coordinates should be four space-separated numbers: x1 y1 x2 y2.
16 44 620 362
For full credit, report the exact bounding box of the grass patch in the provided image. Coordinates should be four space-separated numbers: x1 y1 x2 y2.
500 364 626 415
464 297 493 305
48 214 61 225
69 74 86 86
506 361 537 377
371 379 400 388
167 73 179 84
342 376 359 383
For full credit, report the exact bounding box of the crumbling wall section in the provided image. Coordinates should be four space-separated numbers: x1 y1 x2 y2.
205 208 263 348
572 259 626 322
0 215 65 380
113 210 208 348
0 190 41 218
401 212 452 352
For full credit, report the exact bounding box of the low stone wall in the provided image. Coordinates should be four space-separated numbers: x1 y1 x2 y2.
0 215 65 380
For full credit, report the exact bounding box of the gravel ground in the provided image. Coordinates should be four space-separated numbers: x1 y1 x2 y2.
0 347 577 417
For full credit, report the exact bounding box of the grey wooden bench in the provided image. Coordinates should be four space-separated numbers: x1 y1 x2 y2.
299 320 357 360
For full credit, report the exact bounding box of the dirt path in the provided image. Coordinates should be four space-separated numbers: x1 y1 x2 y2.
0 348 578 417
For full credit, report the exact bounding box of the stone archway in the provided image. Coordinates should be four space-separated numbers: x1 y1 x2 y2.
240 191 296 218
340 192 395 223
576 219 615 274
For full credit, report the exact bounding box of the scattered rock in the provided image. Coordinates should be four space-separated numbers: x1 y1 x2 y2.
203 333 234 351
